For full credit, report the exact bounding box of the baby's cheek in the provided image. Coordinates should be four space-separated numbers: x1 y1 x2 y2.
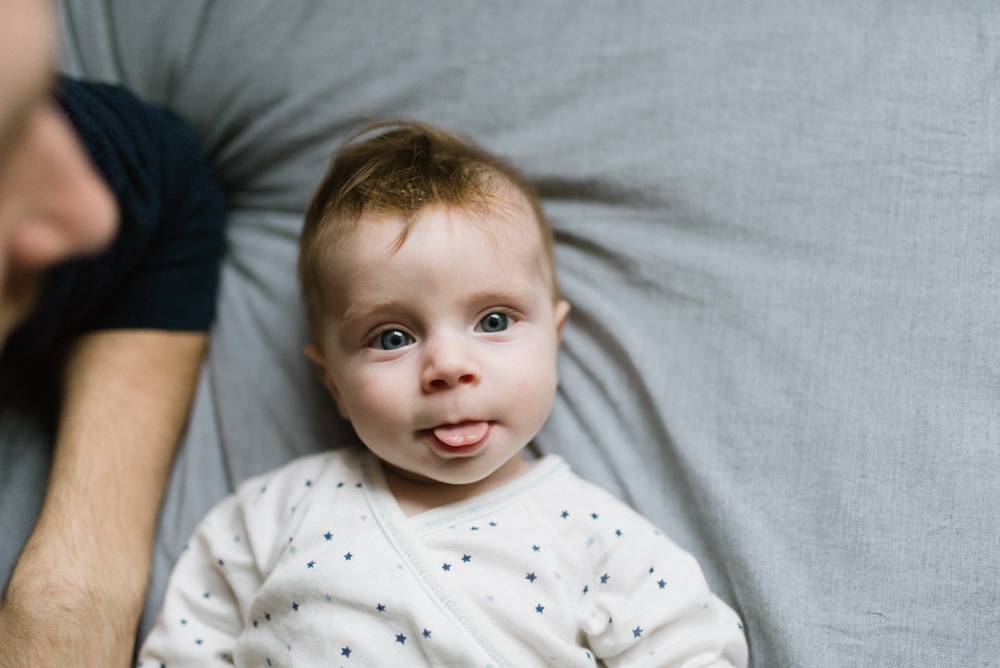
339 371 404 427
511 369 558 421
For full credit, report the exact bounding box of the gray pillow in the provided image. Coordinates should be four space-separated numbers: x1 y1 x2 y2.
56 2 1000 665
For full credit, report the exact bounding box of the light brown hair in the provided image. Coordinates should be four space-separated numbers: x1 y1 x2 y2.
298 119 559 338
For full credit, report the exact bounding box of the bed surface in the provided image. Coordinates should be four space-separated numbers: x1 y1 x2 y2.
48 1 1000 665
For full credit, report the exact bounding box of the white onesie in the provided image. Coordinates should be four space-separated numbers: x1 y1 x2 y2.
138 447 747 667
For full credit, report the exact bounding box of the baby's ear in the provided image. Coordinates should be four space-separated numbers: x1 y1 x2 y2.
554 299 571 340
303 344 349 419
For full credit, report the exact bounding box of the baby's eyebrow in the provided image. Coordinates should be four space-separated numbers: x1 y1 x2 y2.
462 286 537 306
340 299 405 326
340 286 538 324
480 274 551 301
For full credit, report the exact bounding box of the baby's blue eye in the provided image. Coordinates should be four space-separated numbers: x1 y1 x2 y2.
479 312 511 333
375 329 413 350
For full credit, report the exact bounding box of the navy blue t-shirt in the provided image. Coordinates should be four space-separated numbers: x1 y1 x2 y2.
3 78 226 359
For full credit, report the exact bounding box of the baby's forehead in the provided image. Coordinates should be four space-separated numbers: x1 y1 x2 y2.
322 199 553 288
316 174 559 292
356 186 543 251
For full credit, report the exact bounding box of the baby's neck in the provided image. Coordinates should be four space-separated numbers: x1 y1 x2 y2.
382 456 535 517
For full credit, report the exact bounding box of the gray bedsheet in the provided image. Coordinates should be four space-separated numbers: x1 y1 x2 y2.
5 1 993 665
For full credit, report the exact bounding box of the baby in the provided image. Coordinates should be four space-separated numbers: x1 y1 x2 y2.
138 120 748 667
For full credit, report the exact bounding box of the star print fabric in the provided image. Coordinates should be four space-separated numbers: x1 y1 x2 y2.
137 447 747 667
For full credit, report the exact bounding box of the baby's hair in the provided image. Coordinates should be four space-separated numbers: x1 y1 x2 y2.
299 119 559 339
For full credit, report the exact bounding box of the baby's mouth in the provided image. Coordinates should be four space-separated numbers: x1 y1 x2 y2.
431 421 491 447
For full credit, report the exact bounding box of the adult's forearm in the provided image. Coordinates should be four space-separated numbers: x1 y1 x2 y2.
0 329 207 667
41 329 207 587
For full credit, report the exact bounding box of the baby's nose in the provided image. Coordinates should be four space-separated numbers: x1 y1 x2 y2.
420 339 480 391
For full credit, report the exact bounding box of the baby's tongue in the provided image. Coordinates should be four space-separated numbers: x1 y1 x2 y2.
433 421 489 447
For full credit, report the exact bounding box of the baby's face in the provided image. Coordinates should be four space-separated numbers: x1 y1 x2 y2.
307 199 569 496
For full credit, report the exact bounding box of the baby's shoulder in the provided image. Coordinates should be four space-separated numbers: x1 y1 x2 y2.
233 446 364 506
524 461 680 554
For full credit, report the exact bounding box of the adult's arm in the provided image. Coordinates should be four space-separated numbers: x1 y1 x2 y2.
0 77 225 666
0 329 206 666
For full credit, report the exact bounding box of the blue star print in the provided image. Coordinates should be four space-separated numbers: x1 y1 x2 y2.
145 450 743 664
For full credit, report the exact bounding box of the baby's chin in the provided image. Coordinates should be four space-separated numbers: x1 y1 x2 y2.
385 452 532 489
